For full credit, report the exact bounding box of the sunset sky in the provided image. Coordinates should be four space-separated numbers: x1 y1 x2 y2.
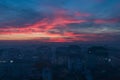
0 0 120 42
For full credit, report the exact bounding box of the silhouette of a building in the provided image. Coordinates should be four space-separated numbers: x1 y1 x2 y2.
55 45 83 71
35 61 52 80
37 46 52 62
0 48 22 62
86 46 109 68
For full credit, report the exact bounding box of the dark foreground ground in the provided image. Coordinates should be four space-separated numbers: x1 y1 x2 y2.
0 42 120 80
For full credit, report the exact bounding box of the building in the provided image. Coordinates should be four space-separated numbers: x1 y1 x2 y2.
0 48 22 62
37 46 52 62
86 46 109 68
55 45 83 71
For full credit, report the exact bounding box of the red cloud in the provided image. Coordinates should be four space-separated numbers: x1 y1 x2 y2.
94 18 120 24
0 10 88 34
0 9 119 42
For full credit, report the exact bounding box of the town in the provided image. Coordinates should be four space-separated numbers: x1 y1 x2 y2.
0 44 119 80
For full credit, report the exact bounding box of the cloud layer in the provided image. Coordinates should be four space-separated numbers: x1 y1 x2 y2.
0 0 120 42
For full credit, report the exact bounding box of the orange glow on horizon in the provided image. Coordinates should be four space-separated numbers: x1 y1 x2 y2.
0 32 67 40
0 31 103 42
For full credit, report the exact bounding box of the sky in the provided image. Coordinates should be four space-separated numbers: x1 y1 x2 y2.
0 0 120 42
